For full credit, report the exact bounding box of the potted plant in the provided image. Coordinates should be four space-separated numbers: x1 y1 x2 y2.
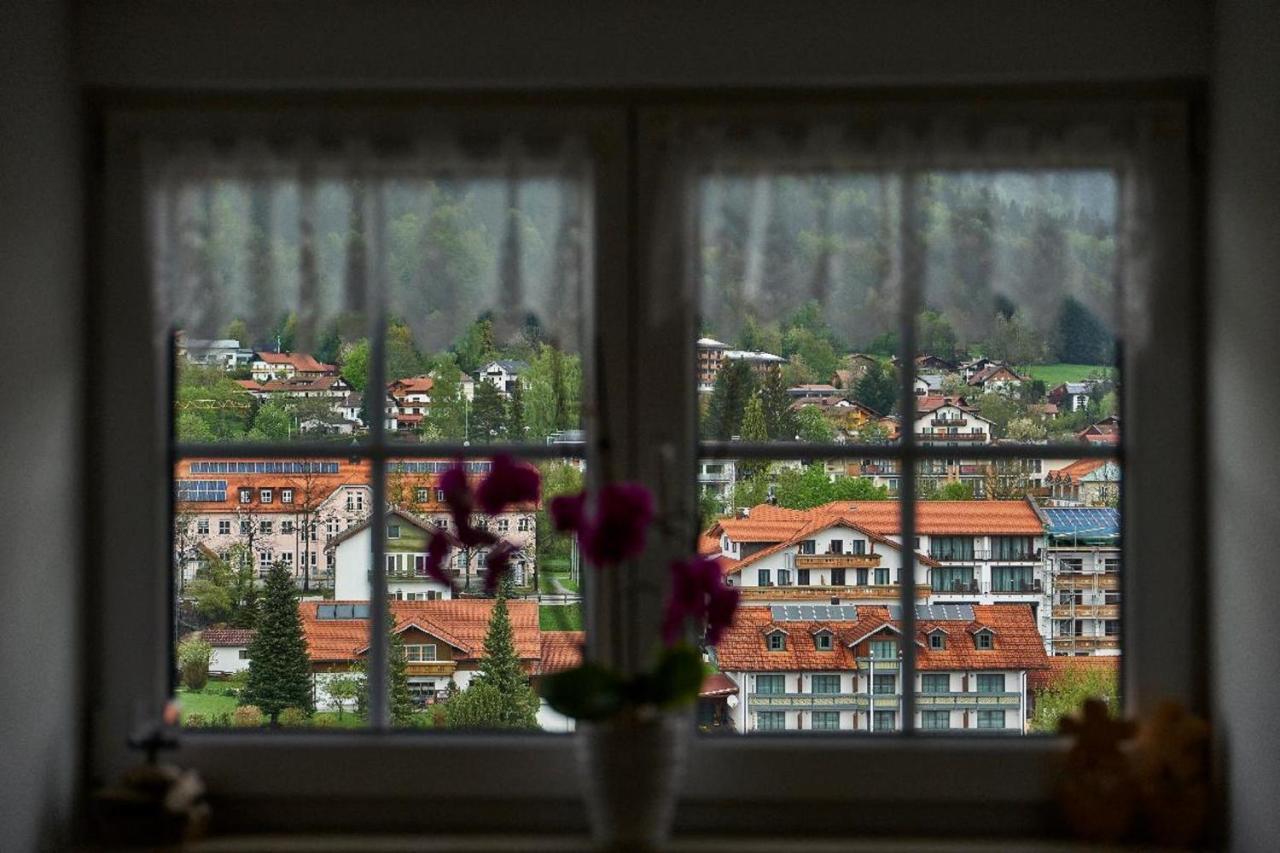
540 484 740 851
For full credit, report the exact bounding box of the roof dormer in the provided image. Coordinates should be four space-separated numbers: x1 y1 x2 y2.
969 625 996 650
810 627 835 651
763 625 789 651
926 626 949 650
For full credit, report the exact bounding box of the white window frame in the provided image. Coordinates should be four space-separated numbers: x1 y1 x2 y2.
93 93 1199 838
281 488 293 504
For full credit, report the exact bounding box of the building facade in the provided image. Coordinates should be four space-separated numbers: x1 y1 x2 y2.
1036 507 1121 656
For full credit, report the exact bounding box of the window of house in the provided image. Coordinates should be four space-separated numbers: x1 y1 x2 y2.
873 711 896 733
812 674 841 694
767 632 786 651
921 673 950 694
259 520 272 535
777 569 792 587
814 631 832 651
281 520 294 534
797 569 811 586
281 489 293 504
798 540 816 555
931 566 974 592
810 711 840 732
976 710 1006 730
929 632 945 650
974 631 994 650
405 644 438 663
218 519 230 535
873 674 896 695
387 524 400 540
239 520 251 535
756 711 786 732
870 639 898 660
238 488 252 504
755 674 785 695
260 489 272 504
104 92 1196 834
415 488 430 503
976 674 1005 694
237 649 249 660
921 710 950 731
758 569 773 587
930 537 974 561
196 518 209 535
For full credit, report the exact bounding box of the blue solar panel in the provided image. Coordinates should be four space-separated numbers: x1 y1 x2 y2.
175 479 227 501
1042 507 1120 539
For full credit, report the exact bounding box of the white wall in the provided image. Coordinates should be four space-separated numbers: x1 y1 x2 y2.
210 646 250 674
0 2 82 849
1210 2 1280 849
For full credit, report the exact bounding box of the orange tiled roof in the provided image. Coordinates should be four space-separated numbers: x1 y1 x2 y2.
258 375 348 394
698 533 722 556
718 510 941 576
716 604 1048 673
255 352 336 373
1028 655 1120 692
1045 459 1113 486
195 627 256 646
538 631 585 675
390 375 435 395
699 672 740 698
916 395 976 415
715 500 1044 542
300 599 541 664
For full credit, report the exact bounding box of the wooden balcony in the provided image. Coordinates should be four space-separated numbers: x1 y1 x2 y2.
916 692 1021 709
1056 573 1120 589
795 554 881 569
739 585 929 601
1051 603 1120 619
918 432 988 442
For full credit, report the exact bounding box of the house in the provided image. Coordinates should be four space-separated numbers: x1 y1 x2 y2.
959 356 1000 382
714 602 1048 733
477 360 528 397
199 627 256 675
831 354 880 390
1045 459 1122 507
914 373 943 396
697 337 729 392
913 396 993 446
787 383 840 402
1047 381 1095 413
1077 415 1121 445
388 375 434 412
250 351 338 382
329 509 456 602
914 354 956 373
707 500 1048 626
722 348 787 380
698 459 737 510
178 337 255 371
340 392 364 427
1034 506 1121 656
300 599 581 730
966 363 1029 395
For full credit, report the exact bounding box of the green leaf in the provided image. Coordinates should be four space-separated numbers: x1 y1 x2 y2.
649 645 705 709
539 663 625 721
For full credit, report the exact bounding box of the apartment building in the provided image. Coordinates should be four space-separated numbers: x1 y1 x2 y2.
1036 507 1121 656
708 501 1047 627
715 603 1048 733
250 351 338 383
1045 459 1122 507
696 337 728 392
913 396 994 447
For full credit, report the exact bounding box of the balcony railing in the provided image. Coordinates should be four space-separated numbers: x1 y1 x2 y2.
973 549 1041 562
1051 603 1121 619
931 417 967 426
917 432 988 442
987 579 1043 595
748 693 901 711
793 553 881 570
916 692 1021 709
739 585 929 601
930 579 981 594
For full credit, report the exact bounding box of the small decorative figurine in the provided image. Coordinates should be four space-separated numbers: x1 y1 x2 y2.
1057 698 1139 842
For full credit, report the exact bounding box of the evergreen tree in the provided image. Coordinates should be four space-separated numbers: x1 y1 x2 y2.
703 360 756 440
471 379 507 443
447 594 538 729
505 379 526 440
243 562 313 723
1052 297 1113 365
758 368 797 440
739 395 768 477
387 614 416 727
421 363 468 441
852 361 897 415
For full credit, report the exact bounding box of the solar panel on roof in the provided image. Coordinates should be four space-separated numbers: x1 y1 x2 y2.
769 604 858 621
888 603 975 622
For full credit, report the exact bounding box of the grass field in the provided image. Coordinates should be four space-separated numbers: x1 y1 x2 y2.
1023 363 1109 386
176 686 238 720
540 603 584 631
539 569 579 594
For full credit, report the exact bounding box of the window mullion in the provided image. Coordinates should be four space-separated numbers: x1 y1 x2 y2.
895 169 921 736
364 171 389 731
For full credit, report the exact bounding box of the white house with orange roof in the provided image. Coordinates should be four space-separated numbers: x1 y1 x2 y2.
913 396 994 447
705 500 1049 637
714 602 1048 733
1045 459 1122 507
250 351 338 382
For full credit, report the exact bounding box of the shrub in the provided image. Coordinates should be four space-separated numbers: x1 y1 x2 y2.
183 713 206 728
177 634 214 691
277 707 310 727
212 712 232 728
232 705 264 728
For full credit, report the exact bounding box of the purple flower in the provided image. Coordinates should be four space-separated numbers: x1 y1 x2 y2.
439 461 473 532
549 492 587 533
475 454 541 516
424 532 459 595
483 541 519 595
581 483 654 566
662 556 740 646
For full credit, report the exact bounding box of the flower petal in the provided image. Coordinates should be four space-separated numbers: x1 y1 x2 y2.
475 454 541 515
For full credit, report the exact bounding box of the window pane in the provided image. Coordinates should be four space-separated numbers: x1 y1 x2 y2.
696 170 901 447
174 456 372 729
382 163 590 446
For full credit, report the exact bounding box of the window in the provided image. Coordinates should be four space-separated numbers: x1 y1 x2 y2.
260 489 272 504
280 520 294 534
974 631 994 650
814 632 832 651
991 566 1034 593
281 552 293 567
828 539 843 554
517 516 531 532
928 632 945 650
237 650 249 660
239 520 251 535
756 711 786 732
812 674 841 694
1105 620 1120 637
811 711 840 732
930 537 974 561
238 488 252 504
931 566 974 592
107 92 1194 833
797 569 811 586
976 710 1006 730
259 520 272 535
921 674 950 694
346 491 364 512
873 568 890 586
767 632 786 651
798 539 816 555
755 674 785 695
870 639 898 660
873 675 896 695
758 569 773 587
405 644 437 663
777 569 792 587
921 710 950 731
387 524 401 539
831 568 846 586
196 518 209 535
991 536 1034 561
496 518 510 533
976 674 1005 694
873 711 896 733
415 488 430 503
281 489 293 504
218 519 230 535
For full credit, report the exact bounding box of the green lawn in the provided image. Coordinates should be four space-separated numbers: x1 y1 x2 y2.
1023 363 1109 386
176 686 238 721
540 603 584 630
539 569 579 595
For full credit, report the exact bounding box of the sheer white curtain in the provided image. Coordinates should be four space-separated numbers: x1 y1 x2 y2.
145 131 591 358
